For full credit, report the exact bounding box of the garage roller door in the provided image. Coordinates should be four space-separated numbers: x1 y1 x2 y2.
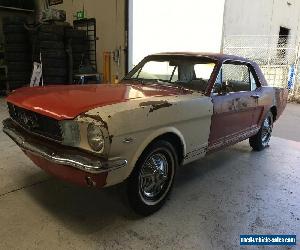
128 0 226 70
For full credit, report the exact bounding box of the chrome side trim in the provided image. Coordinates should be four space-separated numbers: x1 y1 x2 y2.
184 144 208 160
3 119 127 174
208 126 260 152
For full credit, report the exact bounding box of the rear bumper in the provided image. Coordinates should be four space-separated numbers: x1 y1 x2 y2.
3 118 127 187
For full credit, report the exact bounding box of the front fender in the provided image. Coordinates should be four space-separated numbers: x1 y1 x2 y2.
86 94 213 187
105 126 187 186
129 126 187 168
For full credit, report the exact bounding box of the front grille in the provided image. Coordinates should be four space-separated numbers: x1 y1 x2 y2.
8 103 62 142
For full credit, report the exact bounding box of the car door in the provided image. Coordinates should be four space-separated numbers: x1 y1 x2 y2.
208 62 258 151
249 67 266 129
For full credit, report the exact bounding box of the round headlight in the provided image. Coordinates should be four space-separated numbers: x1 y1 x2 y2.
87 124 104 152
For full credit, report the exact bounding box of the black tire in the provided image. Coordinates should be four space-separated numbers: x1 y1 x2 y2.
39 25 65 35
72 44 88 53
0 82 6 92
41 49 66 58
65 29 87 39
127 140 177 216
3 16 27 25
73 57 84 63
43 76 67 84
4 43 30 52
72 53 86 62
41 58 67 68
249 111 273 151
7 62 32 72
7 81 29 91
69 37 88 44
73 66 81 73
5 53 31 61
3 24 26 33
38 32 63 41
73 61 82 69
7 72 31 81
71 39 89 47
40 41 64 49
4 34 28 43
43 67 67 77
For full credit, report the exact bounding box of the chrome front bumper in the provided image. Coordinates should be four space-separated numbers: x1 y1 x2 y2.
3 118 127 174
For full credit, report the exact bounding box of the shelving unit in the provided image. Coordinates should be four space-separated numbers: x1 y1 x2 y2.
73 18 97 71
0 65 7 94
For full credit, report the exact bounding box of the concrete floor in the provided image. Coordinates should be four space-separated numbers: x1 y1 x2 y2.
0 97 299 250
273 103 300 142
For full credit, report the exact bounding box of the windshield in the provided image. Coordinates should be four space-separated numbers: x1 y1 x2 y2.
124 58 216 92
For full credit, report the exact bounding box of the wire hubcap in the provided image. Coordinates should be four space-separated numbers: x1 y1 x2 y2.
139 153 170 200
261 115 272 146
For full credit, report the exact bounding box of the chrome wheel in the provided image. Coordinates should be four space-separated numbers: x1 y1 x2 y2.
261 115 272 146
127 140 178 215
138 150 174 205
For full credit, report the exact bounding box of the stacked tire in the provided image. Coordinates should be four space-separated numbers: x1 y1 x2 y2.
3 17 32 91
65 29 89 73
36 24 68 84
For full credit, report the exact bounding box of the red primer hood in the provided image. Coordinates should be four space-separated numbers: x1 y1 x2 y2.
6 83 192 120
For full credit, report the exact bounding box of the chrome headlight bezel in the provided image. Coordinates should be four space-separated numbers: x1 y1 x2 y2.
87 123 105 152
60 120 80 147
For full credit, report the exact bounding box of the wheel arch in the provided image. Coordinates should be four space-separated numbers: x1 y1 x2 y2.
270 106 277 121
129 127 187 173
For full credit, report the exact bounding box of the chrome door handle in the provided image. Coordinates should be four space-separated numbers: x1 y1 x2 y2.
250 94 260 99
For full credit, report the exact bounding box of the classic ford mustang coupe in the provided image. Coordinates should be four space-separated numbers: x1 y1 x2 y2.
3 53 288 215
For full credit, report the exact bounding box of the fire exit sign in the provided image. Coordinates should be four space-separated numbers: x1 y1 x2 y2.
76 10 86 20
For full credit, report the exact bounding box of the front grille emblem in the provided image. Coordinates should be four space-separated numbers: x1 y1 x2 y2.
8 103 62 141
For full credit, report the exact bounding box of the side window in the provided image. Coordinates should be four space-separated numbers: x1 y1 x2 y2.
194 63 215 80
214 69 222 89
223 64 250 92
250 71 257 91
213 63 254 94
176 63 215 92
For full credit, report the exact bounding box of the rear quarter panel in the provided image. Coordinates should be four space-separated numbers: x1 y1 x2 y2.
274 87 288 119
254 86 288 126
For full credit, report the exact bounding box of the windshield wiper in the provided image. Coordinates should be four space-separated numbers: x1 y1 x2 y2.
168 82 191 91
126 78 147 84
153 80 189 91
132 78 165 84
125 78 174 85
156 79 170 83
